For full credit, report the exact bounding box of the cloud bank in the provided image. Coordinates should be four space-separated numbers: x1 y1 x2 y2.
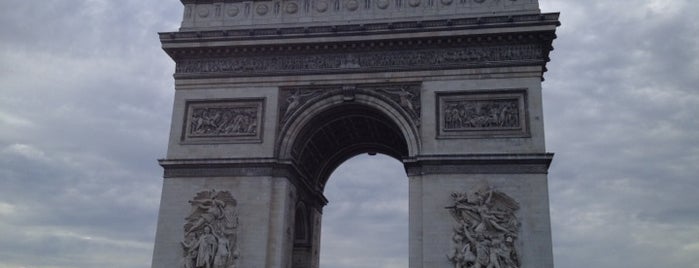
0 0 697 267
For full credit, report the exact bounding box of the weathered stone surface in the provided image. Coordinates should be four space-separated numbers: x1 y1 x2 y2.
178 0 540 30
437 89 529 138
182 99 264 143
152 0 558 267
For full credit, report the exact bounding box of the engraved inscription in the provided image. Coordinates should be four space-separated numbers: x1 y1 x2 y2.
446 185 520 268
182 190 239 268
184 100 264 143
438 91 527 138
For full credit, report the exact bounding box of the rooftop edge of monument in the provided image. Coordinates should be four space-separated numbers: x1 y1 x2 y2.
161 12 559 40
177 0 541 30
158 13 559 81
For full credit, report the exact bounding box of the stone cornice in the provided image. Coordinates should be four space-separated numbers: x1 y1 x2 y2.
403 153 554 175
176 0 542 30
160 13 559 43
168 34 555 79
159 157 329 206
160 13 558 79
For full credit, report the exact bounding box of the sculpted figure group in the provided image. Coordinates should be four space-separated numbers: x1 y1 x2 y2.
181 190 239 268
444 100 520 130
190 107 258 136
446 186 521 268
176 44 542 76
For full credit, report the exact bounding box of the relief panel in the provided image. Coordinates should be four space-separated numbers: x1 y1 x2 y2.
181 190 240 268
446 185 520 268
437 90 528 138
182 99 265 143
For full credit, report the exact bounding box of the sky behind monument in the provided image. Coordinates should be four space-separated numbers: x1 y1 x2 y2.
0 1 698 268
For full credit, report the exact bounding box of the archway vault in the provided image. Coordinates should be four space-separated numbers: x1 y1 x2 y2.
276 85 421 192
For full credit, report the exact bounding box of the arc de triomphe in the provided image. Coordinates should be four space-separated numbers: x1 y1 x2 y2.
151 0 559 267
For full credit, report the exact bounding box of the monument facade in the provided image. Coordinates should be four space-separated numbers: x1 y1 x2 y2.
151 0 559 267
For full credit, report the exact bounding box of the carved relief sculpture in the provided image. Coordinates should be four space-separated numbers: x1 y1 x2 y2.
443 99 519 130
378 84 421 124
438 91 527 138
445 186 520 268
280 88 323 124
181 190 239 268
183 99 264 143
279 83 420 127
176 44 544 76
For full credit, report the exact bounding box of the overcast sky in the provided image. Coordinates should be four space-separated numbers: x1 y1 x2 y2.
1 1 697 268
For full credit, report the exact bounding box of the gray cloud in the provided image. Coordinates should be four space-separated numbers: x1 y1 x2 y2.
539 1 699 267
1 0 697 267
321 154 409 268
0 1 182 267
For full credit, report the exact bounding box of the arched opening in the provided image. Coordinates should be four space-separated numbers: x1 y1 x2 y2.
288 103 409 191
282 96 416 268
319 154 409 268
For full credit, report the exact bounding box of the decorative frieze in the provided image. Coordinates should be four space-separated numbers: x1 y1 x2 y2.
437 90 528 138
175 43 544 77
182 190 239 268
183 99 264 143
446 185 520 268
179 0 539 30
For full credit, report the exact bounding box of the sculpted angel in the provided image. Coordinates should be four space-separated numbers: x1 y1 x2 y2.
182 190 240 268
446 185 521 268
186 195 226 234
284 89 317 118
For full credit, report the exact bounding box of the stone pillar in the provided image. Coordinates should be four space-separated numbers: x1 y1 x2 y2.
404 75 555 267
406 159 554 268
150 171 298 268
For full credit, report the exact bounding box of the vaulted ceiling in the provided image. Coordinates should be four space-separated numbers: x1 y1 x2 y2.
290 103 408 191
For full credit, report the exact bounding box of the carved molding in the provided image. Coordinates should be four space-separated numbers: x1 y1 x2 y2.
181 190 239 268
182 99 265 143
175 43 544 77
178 0 539 30
446 185 520 268
437 90 528 138
162 13 560 40
278 83 421 127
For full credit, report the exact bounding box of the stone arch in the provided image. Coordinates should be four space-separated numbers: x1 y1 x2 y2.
153 4 560 267
276 87 420 190
280 88 419 268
